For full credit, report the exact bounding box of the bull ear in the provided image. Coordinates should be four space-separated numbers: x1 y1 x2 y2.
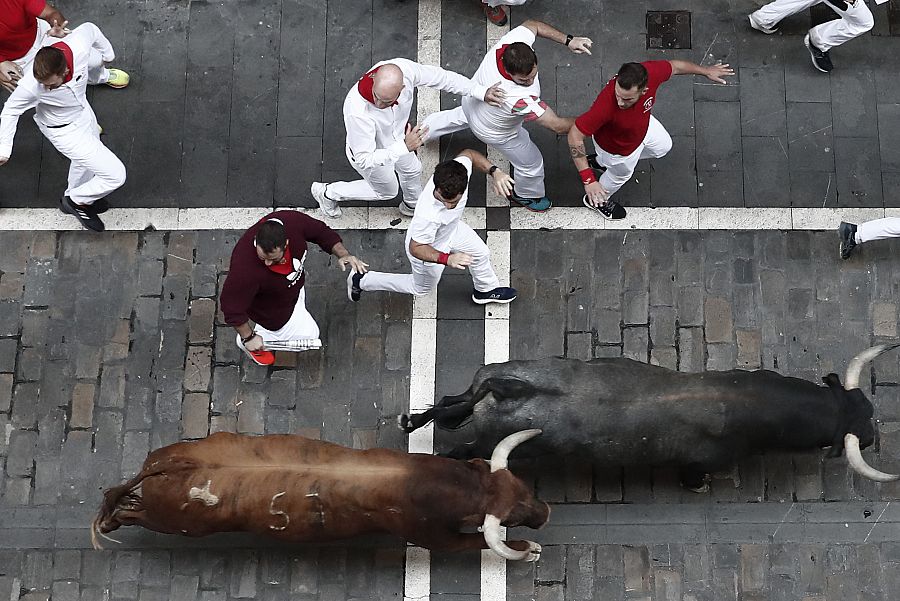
822 373 842 388
483 377 538 402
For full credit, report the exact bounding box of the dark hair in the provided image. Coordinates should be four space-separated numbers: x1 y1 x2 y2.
256 220 287 253
33 47 67 81
616 62 648 91
502 42 538 77
433 160 469 200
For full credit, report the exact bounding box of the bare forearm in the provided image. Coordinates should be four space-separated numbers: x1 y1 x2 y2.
39 5 66 25
409 240 443 264
669 59 708 77
234 322 254 339
456 149 492 174
330 241 350 259
567 126 590 171
522 19 568 45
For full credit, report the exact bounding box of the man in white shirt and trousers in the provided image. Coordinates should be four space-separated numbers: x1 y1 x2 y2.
0 22 128 233
311 58 504 218
421 19 592 212
748 0 882 73
346 148 518 305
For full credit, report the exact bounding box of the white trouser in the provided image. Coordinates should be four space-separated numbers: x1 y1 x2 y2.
325 147 423 206
37 104 126 206
595 115 672 199
13 20 110 84
483 0 527 6
751 0 873 52
361 223 501 296
254 287 320 343
423 105 546 198
856 218 900 244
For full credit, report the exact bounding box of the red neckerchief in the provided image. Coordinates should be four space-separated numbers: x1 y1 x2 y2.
266 243 293 275
495 45 514 82
50 42 74 83
357 65 398 106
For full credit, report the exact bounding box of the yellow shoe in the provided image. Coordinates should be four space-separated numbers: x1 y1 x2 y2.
105 68 130 89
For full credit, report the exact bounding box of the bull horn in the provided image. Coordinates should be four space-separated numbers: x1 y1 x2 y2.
489 429 541 473
844 434 899 482
481 514 537 561
844 343 900 390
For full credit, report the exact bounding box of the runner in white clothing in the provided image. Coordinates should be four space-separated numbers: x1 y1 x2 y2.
0 22 128 233
423 20 592 212
311 58 505 219
838 218 900 259
748 0 875 73
346 149 518 305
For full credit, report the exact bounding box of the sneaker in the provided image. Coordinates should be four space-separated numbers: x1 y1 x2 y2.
60 196 105 232
105 68 130 89
482 4 508 26
586 153 607 174
838 221 857 260
311 182 341 218
347 270 363 302
508 191 552 212
583 195 627 221
235 333 275 366
86 198 109 214
804 34 832 73
748 13 778 35
472 286 517 305
398 200 415 217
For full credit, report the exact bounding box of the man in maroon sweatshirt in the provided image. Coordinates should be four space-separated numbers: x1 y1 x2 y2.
220 210 368 366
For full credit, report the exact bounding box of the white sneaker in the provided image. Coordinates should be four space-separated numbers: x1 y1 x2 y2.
398 200 415 217
311 182 341 218
748 13 777 35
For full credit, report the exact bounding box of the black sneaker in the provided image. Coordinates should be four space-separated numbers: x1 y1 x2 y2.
586 153 607 174
60 196 105 232
582 195 627 220
804 35 832 73
472 286 517 305
347 270 363 302
838 221 857 260
86 198 109 214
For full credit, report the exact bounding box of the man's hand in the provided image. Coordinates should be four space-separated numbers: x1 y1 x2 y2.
568 37 593 55
490 170 515 198
243 334 265 351
0 61 22 93
338 255 369 274
583 181 609 207
703 62 734 85
0 157 8 167
404 122 428 152
447 252 473 270
48 18 70 38
483 82 506 108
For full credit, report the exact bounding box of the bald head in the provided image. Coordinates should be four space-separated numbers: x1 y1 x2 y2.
371 63 404 109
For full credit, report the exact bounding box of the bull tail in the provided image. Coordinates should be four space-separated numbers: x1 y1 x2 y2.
90 463 174 550
400 377 510 433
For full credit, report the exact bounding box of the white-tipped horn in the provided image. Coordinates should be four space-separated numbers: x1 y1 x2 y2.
844 344 900 390
844 434 899 482
489 429 542 473
481 514 536 561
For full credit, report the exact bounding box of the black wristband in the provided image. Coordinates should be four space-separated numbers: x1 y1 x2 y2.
489 165 498 176
565 34 573 47
241 331 256 343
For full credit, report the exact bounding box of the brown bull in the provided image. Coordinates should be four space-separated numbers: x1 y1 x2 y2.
92 430 549 561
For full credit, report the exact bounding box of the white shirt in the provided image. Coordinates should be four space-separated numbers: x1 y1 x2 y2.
462 26 546 144
407 156 473 253
343 58 487 171
0 22 114 158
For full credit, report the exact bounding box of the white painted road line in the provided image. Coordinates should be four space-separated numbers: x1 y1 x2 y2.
2 206 894 231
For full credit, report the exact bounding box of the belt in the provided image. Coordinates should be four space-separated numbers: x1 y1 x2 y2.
45 122 71 129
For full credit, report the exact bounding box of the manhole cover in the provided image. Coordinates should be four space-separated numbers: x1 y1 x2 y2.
646 10 691 49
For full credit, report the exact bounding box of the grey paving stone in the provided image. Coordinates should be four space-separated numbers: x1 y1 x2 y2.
743 137 792 207
834 137 883 208
741 68 787 137
786 102 834 172
696 102 742 172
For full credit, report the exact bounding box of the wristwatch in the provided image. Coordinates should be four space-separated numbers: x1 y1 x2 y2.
565 34 574 47
488 165 499 176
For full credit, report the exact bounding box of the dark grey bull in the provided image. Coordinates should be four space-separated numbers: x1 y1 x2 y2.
401 345 899 490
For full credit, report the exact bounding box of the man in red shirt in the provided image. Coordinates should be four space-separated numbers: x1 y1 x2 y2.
1 0 128 93
568 60 733 220
220 211 368 366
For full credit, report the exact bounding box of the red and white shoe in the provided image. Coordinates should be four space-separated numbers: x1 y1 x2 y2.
236 334 275 366
482 4 508 26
